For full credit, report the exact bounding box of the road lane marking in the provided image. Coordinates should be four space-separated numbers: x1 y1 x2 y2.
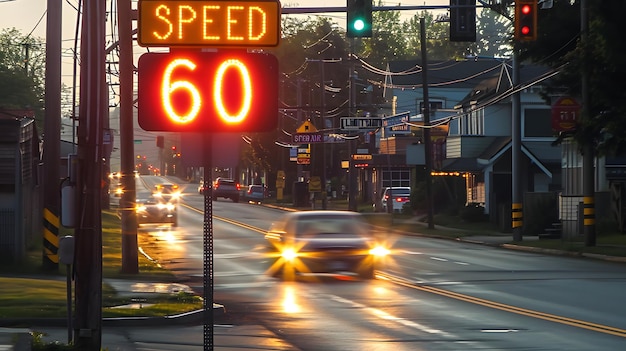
327 294 454 337
376 271 626 338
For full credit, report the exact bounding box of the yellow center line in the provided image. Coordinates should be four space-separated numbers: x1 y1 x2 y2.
376 272 626 338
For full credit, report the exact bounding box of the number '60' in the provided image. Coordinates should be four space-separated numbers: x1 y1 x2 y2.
161 58 253 124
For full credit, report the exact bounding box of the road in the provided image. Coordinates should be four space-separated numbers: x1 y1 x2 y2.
137 176 626 350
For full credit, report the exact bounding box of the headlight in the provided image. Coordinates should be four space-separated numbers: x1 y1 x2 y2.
369 246 390 257
136 205 147 212
281 248 298 261
156 203 175 211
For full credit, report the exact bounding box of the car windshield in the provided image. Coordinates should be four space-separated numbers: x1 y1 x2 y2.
390 188 410 196
295 216 366 236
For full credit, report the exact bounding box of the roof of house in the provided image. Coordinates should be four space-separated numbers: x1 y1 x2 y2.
455 63 553 108
386 59 504 89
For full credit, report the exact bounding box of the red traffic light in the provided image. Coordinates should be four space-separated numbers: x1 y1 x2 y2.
138 50 278 132
515 0 537 41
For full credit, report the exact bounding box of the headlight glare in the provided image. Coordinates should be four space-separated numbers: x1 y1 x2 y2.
369 246 390 257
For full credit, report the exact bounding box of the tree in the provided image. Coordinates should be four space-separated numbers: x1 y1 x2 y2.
403 11 475 61
475 8 512 58
362 2 411 66
521 0 626 156
0 28 45 127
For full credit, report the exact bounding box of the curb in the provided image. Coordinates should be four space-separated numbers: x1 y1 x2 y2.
0 304 225 329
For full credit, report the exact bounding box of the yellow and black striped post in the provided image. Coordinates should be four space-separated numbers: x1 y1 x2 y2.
583 196 595 226
43 208 60 268
512 202 523 238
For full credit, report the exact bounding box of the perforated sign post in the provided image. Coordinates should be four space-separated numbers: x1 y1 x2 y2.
136 2 280 349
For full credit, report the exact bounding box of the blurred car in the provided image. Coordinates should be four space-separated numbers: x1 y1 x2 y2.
379 187 411 213
136 196 177 226
212 178 240 202
198 179 209 194
153 183 181 203
264 211 389 280
113 183 124 197
245 184 268 202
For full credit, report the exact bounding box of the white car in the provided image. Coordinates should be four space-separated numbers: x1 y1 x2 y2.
380 187 411 213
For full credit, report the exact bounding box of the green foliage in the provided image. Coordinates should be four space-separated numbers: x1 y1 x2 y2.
0 28 45 126
523 193 558 236
520 0 626 156
460 203 488 223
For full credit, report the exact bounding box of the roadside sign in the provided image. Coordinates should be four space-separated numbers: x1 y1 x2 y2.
551 96 580 132
296 120 318 133
340 117 383 130
352 154 372 160
137 0 281 48
308 176 322 192
293 132 323 143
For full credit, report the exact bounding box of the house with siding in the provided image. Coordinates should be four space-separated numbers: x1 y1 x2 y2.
371 59 562 230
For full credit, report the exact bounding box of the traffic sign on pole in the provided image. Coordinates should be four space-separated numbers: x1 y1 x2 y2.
340 117 383 130
551 96 580 132
137 0 281 47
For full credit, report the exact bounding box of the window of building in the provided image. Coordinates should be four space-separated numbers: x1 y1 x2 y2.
523 108 552 138
418 100 444 114
382 169 411 188
460 108 484 135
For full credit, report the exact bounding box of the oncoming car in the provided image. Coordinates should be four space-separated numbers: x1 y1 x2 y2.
264 211 389 280
135 196 177 227
153 183 181 203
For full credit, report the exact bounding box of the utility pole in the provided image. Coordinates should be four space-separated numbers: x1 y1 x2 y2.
74 0 106 348
118 0 139 273
348 45 358 211
42 0 62 271
420 18 434 229
580 0 595 246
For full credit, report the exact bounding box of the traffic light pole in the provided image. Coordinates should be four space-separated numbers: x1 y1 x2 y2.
512 50 523 241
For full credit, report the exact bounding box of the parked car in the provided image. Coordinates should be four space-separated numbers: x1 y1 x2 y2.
135 196 177 227
379 187 411 213
264 210 389 280
212 178 240 202
245 184 268 202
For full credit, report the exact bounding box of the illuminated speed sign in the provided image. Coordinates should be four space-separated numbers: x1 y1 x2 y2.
137 51 278 132
138 0 281 47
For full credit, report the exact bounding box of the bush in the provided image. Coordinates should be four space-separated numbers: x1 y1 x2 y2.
460 203 487 222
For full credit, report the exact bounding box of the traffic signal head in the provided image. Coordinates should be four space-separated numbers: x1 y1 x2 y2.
515 0 537 41
347 0 373 38
449 0 476 42
137 51 279 133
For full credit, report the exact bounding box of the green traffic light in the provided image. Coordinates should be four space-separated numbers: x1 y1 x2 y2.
353 19 365 31
346 0 372 37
